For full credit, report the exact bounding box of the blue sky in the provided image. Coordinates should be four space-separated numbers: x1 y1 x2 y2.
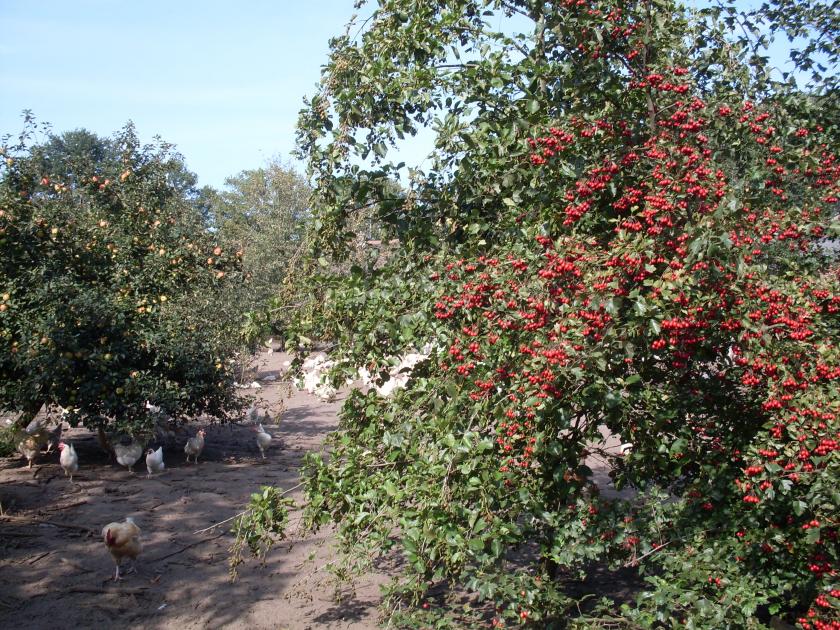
0 1 819 191
0 0 368 188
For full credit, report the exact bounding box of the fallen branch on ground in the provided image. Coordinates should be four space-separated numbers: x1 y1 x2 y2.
192 481 303 535
67 586 148 595
26 550 52 565
44 499 88 513
59 557 94 573
148 530 227 563
0 514 95 535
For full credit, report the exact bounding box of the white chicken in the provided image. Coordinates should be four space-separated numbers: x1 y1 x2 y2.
102 516 142 581
184 429 206 464
114 441 144 473
254 424 272 459
145 447 165 478
58 442 79 481
144 401 162 415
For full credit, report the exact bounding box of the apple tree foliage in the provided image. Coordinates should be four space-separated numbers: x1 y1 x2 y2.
258 0 839 626
0 120 245 437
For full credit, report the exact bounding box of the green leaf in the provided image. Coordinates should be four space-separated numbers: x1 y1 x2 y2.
625 374 642 386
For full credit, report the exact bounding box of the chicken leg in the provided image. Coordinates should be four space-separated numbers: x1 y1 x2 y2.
112 559 137 581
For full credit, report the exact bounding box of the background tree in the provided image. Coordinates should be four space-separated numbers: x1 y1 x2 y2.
210 158 310 301
263 0 839 628
202 158 397 353
198 157 313 351
0 118 245 438
32 127 119 184
29 125 201 198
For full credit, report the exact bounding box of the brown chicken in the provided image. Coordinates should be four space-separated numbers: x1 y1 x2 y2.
17 436 40 468
184 428 206 464
101 517 142 581
15 413 62 468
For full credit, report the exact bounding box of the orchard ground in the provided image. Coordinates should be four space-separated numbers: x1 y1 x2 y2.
0 350 633 629
0 350 389 629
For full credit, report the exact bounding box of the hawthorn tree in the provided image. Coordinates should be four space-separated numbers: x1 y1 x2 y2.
258 0 839 627
0 120 245 437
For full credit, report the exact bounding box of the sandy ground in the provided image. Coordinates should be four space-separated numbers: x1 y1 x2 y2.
0 349 638 630
0 351 388 630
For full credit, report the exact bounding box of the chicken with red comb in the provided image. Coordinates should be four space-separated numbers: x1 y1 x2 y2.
101 517 142 581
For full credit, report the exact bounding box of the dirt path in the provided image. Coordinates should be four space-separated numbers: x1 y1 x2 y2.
0 351 387 629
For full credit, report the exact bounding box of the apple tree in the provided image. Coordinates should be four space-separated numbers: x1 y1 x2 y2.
0 119 246 437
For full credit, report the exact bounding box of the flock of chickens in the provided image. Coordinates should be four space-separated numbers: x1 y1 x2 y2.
10 403 277 582
14 405 275 475
7 348 436 586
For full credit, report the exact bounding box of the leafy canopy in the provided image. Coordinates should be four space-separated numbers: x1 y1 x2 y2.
0 119 245 436
275 0 840 627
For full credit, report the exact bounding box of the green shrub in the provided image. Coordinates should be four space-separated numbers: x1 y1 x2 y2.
250 1 840 627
